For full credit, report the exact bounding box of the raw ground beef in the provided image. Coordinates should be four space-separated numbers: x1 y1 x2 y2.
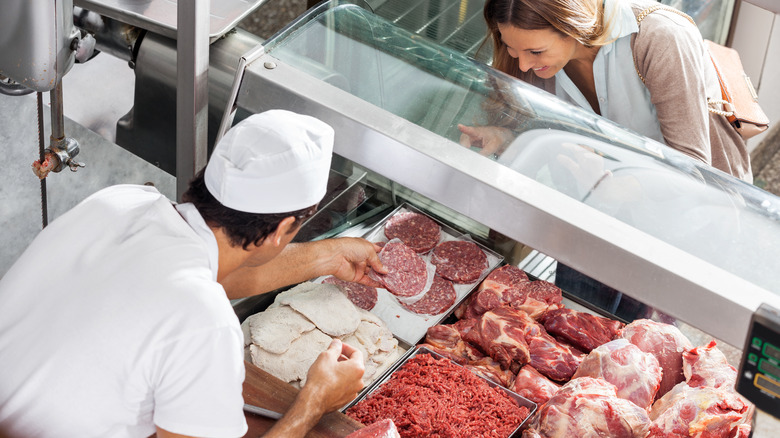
431 240 488 283
384 212 441 253
346 353 530 437
370 240 428 297
400 274 456 315
322 276 378 311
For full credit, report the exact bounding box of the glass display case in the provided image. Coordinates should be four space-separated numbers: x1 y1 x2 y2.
225 0 780 425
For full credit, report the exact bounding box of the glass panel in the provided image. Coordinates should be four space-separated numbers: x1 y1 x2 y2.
261 1 780 295
660 0 736 44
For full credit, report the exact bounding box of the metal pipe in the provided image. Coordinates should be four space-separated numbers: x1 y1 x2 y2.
49 82 67 144
176 0 210 200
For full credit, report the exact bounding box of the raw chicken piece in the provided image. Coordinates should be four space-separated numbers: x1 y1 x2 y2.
620 318 693 398
525 377 650 438
543 307 623 353
683 340 738 390
648 382 754 438
572 338 662 410
510 365 560 405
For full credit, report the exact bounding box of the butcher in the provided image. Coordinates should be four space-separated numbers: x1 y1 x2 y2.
0 110 386 438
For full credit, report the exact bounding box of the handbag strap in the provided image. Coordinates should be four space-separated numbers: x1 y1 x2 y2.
632 5 731 116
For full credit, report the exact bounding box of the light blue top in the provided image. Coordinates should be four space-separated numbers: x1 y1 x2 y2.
554 0 665 145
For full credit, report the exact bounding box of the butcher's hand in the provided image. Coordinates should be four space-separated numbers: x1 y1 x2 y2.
458 124 514 157
324 237 386 287
262 339 365 438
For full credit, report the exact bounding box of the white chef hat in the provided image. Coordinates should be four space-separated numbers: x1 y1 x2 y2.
205 110 334 213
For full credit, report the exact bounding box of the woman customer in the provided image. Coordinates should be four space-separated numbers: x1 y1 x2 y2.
460 0 752 183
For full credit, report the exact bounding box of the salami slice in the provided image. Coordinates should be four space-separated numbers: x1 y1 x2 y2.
431 240 489 283
322 276 378 311
370 240 428 297
401 274 456 315
384 212 441 254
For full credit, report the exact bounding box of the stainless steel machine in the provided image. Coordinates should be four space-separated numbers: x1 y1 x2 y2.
3 0 780 431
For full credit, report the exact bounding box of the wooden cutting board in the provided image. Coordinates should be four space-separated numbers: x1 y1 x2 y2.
242 361 363 437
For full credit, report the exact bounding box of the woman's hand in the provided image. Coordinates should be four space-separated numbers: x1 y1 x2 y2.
458 124 515 157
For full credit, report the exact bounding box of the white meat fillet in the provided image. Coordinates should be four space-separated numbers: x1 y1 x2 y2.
250 328 333 386
245 305 315 354
279 283 361 336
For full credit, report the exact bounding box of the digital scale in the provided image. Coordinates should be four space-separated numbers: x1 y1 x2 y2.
738 303 780 418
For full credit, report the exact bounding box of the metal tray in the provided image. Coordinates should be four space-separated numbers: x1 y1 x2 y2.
351 203 503 346
343 346 537 437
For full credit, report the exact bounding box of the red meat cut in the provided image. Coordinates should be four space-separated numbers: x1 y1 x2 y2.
543 307 623 353
463 306 532 373
683 340 738 390
648 382 754 438
524 377 650 438
510 365 560 405
572 338 662 410
383 211 441 253
369 239 427 297
458 265 562 321
464 306 582 380
430 240 488 283
345 418 400 438
322 276 378 311
619 318 693 398
399 274 455 315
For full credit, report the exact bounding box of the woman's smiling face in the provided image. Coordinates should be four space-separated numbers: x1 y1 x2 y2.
498 23 580 78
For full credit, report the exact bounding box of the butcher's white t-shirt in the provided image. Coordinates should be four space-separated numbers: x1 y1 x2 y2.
0 185 247 438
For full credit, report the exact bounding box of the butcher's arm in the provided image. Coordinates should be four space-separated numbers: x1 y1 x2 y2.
222 237 385 299
263 339 365 438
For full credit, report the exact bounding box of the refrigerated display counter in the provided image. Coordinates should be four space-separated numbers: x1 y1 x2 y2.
223 0 780 428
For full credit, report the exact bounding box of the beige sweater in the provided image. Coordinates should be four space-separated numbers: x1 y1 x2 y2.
534 1 752 182
630 1 752 182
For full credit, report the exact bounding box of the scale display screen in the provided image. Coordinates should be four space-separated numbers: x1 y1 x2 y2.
738 303 780 419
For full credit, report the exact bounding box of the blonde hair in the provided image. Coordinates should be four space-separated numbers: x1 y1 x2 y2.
483 0 618 83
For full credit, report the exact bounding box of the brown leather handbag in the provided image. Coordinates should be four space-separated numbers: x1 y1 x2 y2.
635 5 770 140
704 40 769 139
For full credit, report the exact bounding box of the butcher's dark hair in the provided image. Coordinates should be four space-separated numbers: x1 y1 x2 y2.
182 169 317 250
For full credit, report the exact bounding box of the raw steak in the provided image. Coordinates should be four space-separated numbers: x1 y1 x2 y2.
400 274 455 315
323 276 378 311
572 339 662 410
683 340 738 390
543 307 623 353
648 382 754 438
465 356 516 388
422 324 483 364
383 211 441 253
463 306 531 372
369 239 427 297
431 240 488 283
345 419 400 438
620 318 693 398
510 365 560 405
521 310 584 381
525 377 651 438
458 265 562 320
